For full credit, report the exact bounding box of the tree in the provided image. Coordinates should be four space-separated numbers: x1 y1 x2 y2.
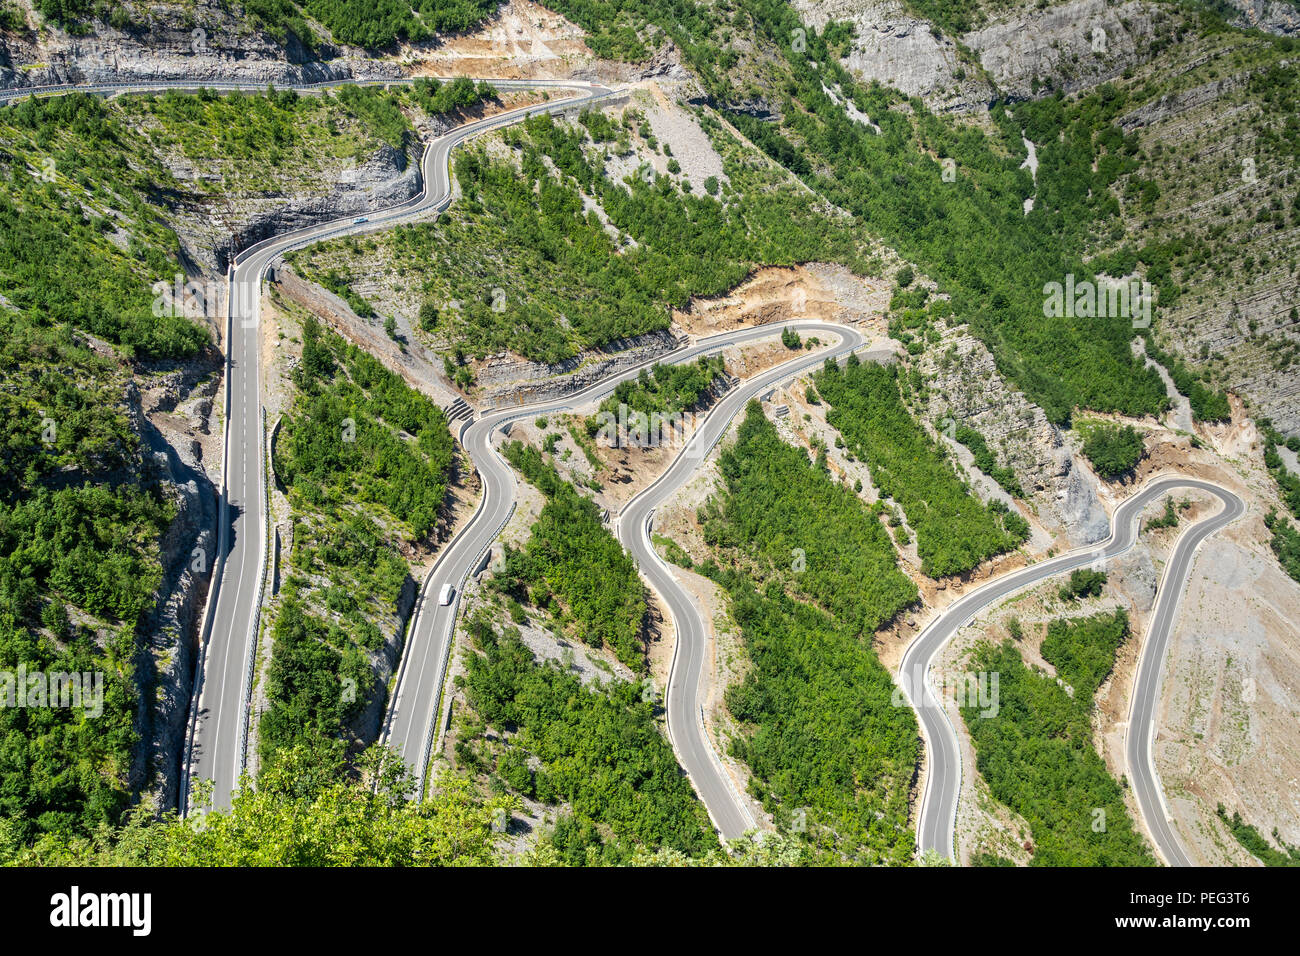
418 300 439 332
1079 422 1144 480
3 747 514 866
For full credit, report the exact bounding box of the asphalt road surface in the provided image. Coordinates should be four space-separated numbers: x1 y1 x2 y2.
1125 481 1244 865
173 78 615 812
903 476 1243 863
5 79 1242 854
614 324 871 839
381 321 865 823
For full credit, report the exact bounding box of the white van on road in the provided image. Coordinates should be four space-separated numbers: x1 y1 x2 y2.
438 582 455 606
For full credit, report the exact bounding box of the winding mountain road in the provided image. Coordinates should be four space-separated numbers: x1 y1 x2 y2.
381 321 864 823
169 77 616 812
5 77 1244 857
614 325 871 838
904 477 1244 864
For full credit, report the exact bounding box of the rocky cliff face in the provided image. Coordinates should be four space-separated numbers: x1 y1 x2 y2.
792 0 1172 111
916 325 1111 546
795 0 1293 115
0 0 402 92
1226 0 1300 35
124 361 221 811
964 0 1165 101
351 574 416 748
476 330 684 406
177 140 420 275
791 0 996 113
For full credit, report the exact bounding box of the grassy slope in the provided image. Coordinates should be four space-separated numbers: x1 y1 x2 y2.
290 104 878 368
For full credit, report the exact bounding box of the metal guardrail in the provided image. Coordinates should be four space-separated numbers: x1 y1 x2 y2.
178 263 236 817
412 497 517 802
640 506 757 838
0 75 586 104
233 406 273 790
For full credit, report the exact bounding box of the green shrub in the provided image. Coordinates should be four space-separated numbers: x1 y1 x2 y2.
1077 421 1145 480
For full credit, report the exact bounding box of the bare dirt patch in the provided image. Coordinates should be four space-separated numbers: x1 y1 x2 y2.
1156 530 1300 865
405 0 599 80
674 263 892 337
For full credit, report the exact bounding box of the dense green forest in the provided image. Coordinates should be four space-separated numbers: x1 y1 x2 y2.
597 356 725 419
456 610 717 862
963 611 1155 866
32 0 501 49
0 315 172 844
1 732 795 864
265 313 456 766
258 597 376 771
694 405 918 863
0 94 208 361
0 312 175 627
277 315 455 540
0 363 157 840
302 0 500 47
694 561 919 864
701 402 917 634
497 441 647 670
295 107 874 365
815 356 1028 577
0 608 138 844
